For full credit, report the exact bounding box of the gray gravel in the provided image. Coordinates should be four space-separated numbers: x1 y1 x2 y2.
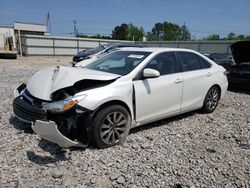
0 57 249 187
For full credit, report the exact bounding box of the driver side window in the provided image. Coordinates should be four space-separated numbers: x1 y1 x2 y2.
145 52 180 75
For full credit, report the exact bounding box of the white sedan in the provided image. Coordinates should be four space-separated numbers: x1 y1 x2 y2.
13 48 228 148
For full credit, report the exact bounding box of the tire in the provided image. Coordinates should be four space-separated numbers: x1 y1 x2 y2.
91 105 131 148
202 86 220 113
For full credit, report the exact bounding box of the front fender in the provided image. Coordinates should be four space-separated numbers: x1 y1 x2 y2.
77 81 134 119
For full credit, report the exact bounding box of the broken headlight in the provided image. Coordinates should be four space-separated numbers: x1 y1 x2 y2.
43 94 87 113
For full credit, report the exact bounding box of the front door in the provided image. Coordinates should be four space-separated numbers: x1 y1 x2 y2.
133 52 183 124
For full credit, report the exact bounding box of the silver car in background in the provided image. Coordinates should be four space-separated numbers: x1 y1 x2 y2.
13 48 228 148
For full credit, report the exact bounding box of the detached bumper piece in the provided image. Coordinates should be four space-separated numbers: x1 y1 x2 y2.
13 96 46 122
32 120 86 148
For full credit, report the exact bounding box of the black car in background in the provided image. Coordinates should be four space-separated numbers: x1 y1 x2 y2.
72 43 111 63
204 53 234 70
72 43 146 66
227 41 250 90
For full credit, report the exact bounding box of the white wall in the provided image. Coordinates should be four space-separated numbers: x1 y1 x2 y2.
14 22 46 32
0 35 4 48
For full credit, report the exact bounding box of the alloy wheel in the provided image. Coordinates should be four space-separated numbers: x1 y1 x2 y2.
206 88 219 111
100 112 128 145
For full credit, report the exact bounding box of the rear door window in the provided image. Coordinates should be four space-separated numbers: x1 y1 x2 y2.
179 52 211 72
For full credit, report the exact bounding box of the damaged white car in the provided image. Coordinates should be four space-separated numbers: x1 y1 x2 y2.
13 48 228 148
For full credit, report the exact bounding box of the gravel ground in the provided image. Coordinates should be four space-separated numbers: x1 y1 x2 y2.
0 57 249 188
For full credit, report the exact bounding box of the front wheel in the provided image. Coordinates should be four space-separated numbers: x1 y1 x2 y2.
91 105 131 148
202 86 220 113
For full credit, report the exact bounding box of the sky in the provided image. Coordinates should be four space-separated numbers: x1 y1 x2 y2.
0 0 250 39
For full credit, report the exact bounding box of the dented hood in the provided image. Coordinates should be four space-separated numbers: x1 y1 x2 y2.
230 41 250 64
27 66 120 101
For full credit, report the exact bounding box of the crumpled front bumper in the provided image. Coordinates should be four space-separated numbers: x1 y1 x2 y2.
14 83 89 148
32 120 86 148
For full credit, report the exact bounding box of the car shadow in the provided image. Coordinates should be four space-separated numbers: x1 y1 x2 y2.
130 110 198 135
10 110 198 165
9 115 33 134
26 139 72 165
9 115 76 165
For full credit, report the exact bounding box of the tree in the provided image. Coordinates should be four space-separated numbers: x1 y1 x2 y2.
227 32 236 40
127 24 144 41
151 22 165 40
146 21 191 41
77 33 112 40
111 23 145 41
221 33 250 40
237 34 246 40
181 23 191 40
203 34 220 40
112 23 129 40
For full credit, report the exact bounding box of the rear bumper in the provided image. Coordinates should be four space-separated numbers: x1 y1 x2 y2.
32 120 86 148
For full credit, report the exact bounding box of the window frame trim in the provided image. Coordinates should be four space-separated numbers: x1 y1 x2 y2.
176 51 212 73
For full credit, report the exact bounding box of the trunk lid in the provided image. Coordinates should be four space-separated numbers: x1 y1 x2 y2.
230 41 250 64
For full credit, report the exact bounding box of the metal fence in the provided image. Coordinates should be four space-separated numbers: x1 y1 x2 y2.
20 34 234 56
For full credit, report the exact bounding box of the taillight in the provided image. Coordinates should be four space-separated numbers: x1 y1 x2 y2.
223 71 229 76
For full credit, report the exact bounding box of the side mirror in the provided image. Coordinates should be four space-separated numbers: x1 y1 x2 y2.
143 68 160 78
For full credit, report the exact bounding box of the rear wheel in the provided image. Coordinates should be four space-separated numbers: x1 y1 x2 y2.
202 86 220 113
92 105 131 148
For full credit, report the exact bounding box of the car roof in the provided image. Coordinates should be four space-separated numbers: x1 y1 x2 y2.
118 47 198 53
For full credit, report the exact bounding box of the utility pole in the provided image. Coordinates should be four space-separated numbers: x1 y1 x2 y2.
73 20 77 37
182 22 185 40
46 12 51 34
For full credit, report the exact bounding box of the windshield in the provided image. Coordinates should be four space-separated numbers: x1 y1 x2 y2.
85 51 151 75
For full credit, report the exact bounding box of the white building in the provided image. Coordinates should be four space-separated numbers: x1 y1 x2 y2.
0 22 49 53
14 22 49 36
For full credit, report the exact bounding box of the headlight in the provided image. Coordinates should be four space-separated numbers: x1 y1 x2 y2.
43 94 87 113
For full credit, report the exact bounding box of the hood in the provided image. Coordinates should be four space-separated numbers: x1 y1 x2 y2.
26 66 120 101
230 41 250 64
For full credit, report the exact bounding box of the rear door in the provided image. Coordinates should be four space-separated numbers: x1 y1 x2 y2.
133 52 183 124
177 51 214 112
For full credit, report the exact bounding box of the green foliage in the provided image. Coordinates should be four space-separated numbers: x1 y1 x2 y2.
127 24 144 41
77 34 112 39
203 34 220 40
77 21 250 42
224 33 250 40
227 32 236 40
111 23 144 41
111 23 129 40
146 22 191 41
203 32 250 41
181 24 191 41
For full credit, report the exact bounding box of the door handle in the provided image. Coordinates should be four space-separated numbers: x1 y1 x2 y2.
207 72 212 76
175 78 183 83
